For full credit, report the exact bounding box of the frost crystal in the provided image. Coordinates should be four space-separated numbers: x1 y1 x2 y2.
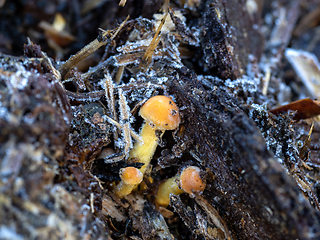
6 63 31 91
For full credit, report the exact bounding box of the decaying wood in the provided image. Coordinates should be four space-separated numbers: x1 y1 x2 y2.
201 0 263 79
0 58 111 239
1 0 320 239
169 68 320 239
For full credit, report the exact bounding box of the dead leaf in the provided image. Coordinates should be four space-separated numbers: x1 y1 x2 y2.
270 98 320 120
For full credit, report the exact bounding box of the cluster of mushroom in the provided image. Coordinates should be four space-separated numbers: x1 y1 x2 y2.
112 95 206 207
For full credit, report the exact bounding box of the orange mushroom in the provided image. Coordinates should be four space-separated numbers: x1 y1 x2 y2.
113 95 180 197
113 167 143 197
119 166 143 185
156 166 206 207
179 166 206 195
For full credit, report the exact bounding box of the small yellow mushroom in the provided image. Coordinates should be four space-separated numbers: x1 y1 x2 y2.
156 166 206 207
113 95 180 197
113 167 143 197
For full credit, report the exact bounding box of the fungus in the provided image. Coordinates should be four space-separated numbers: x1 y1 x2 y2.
113 167 143 197
113 95 180 197
156 176 184 207
156 166 206 207
179 166 206 195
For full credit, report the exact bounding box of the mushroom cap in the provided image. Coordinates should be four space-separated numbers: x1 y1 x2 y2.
179 166 206 195
139 95 180 130
119 167 143 185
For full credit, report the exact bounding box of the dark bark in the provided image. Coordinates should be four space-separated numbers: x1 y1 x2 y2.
169 68 320 239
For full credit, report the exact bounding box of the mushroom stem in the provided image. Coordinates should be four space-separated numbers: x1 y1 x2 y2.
113 181 137 197
114 123 160 197
156 176 184 207
130 123 159 173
